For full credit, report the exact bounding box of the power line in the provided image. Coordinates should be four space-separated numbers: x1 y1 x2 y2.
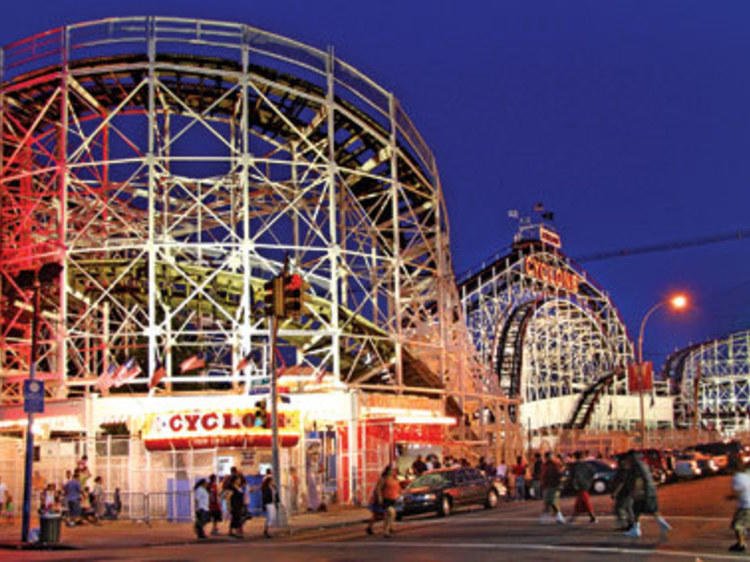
575 229 750 263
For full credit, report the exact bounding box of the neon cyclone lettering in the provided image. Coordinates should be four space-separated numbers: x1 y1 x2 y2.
524 257 580 293
162 410 291 434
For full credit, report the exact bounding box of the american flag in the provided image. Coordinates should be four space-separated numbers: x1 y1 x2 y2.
235 352 255 372
113 358 141 388
180 354 205 373
149 362 166 389
97 362 117 393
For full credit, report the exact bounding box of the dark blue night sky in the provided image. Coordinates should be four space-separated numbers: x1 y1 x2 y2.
5 0 750 369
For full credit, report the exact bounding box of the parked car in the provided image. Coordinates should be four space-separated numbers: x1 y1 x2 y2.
562 459 617 495
395 467 499 519
674 453 702 479
691 441 744 473
696 454 720 476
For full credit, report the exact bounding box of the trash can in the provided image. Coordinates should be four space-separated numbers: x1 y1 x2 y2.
40 513 62 544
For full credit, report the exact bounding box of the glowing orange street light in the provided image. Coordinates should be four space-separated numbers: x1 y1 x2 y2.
636 292 690 447
670 294 688 310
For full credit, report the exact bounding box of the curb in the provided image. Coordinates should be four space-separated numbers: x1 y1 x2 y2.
0 514 372 551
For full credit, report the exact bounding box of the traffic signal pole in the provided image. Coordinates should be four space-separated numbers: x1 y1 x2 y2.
269 313 284 527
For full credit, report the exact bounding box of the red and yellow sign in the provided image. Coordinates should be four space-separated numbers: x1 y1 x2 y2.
525 256 580 293
142 408 300 451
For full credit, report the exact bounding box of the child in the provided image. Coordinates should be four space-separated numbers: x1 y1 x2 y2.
3 494 14 525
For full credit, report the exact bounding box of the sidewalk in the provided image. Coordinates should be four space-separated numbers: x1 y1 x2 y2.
0 505 371 550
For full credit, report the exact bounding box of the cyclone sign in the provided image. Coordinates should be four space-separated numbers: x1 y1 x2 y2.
142 408 300 450
524 256 580 294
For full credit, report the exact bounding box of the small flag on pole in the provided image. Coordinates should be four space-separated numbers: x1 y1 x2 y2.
236 352 255 372
113 358 141 388
507 209 519 219
180 354 205 373
533 202 544 212
149 362 166 389
97 363 117 393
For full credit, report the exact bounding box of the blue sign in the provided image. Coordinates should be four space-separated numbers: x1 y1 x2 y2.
23 380 44 414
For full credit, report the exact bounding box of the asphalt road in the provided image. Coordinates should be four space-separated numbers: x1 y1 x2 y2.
3 475 742 561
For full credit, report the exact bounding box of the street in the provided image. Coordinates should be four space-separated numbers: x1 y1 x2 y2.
0 475 742 561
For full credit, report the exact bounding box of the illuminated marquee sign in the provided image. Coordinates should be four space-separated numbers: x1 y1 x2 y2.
539 226 561 248
525 256 580 293
142 408 300 451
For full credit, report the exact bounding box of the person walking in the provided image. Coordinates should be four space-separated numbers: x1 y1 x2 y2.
539 452 565 524
63 470 82 526
207 474 222 536
366 466 389 536
530 453 543 500
193 478 209 539
622 450 671 538
511 455 527 501
568 451 597 523
610 455 635 531
261 469 278 539
381 466 401 538
229 474 246 538
728 457 750 552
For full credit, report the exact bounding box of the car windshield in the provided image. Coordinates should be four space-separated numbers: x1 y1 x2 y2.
407 472 451 489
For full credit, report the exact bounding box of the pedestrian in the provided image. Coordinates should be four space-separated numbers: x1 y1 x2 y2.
92 476 105 521
289 467 299 515
610 455 635 531
0 476 6 513
3 493 14 525
568 451 597 523
76 455 91 487
622 450 671 538
222 467 238 534
63 469 82 526
728 456 750 552
193 478 209 539
365 466 388 536
531 453 543 500
229 474 246 538
207 474 222 536
539 452 565 524
511 455 527 501
411 455 427 476
381 465 401 538
261 469 278 539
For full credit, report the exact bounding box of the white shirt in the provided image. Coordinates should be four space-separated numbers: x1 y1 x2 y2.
0 482 6 504
733 471 750 509
194 486 209 511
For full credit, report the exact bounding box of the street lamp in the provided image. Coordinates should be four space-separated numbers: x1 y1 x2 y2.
14 262 62 543
636 293 688 447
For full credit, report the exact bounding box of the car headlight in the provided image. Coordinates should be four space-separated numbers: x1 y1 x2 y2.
422 493 436 501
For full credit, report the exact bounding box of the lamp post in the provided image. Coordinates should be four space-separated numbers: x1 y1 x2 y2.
636 293 688 447
16 262 62 543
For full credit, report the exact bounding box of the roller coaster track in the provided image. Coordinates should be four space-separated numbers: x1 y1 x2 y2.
565 369 624 430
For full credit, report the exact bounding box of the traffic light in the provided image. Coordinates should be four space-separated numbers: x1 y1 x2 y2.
283 273 304 319
263 276 285 317
254 400 268 428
